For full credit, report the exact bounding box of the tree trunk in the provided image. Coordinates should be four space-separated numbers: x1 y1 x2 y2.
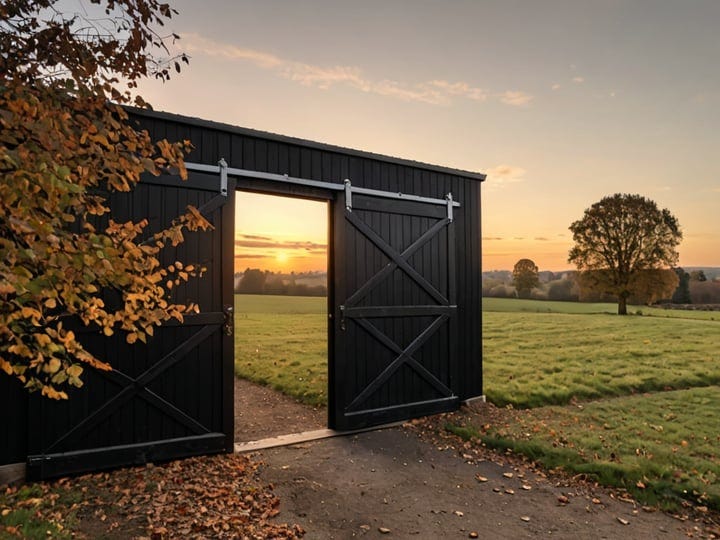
618 295 628 315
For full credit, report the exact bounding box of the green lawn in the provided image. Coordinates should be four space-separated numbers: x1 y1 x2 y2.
450 386 720 511
483 297 621 314
234 294 327 406
483 297 720 321
483 309 720 408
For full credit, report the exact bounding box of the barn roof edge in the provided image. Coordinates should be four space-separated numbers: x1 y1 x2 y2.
126 107 487 182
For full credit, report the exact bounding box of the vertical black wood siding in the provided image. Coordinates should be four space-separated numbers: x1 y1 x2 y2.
134 109 483 402
1 108 482 468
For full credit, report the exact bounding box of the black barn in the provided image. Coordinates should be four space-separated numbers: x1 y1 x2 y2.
1 109 485 481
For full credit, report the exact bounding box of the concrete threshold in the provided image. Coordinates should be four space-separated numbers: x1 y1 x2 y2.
0 463 26 485
234 422 404 453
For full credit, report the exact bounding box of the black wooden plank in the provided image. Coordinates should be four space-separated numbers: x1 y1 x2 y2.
243 137 256 170
288 145 300 177
351 196 447 219
234 178 334 201
343 396 459 425
344 211 449 307
0 377 28 464
328 190 347 429
27 433 226 481
267 141 279 173
343 306 455 318
345 315 451 412
44 324 221 453
220 178 236 451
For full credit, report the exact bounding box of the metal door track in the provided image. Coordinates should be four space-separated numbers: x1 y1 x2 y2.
234 421 404 453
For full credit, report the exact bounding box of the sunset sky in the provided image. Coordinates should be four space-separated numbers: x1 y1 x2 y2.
128 0 719 271
235 193 327 273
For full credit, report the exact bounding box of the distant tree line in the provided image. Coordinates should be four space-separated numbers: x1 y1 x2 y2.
483 266 720 305
235 269 327 297
485 194 720 312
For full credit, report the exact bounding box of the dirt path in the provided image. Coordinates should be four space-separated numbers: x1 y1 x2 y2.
232 379 709 538
256 427 692 539
233 377 326 442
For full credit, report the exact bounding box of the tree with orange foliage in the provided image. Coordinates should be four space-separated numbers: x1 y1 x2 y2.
0 1 210 398
569 194 682 315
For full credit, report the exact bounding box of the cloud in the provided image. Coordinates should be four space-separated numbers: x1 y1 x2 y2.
534 237 550 241
498 90 533 106
482 236 503 241
551 83 561 90
572 76 585 84
427 80 488 102
235 254 272 259
235 239 327 251
483 164 527 189
240 234 272 241
181 33 529 107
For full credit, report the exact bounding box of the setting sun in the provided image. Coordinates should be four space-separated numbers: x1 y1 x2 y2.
275 251 289 265
235 192 328 273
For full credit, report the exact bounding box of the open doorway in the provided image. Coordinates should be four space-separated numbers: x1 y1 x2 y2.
233 191 329 442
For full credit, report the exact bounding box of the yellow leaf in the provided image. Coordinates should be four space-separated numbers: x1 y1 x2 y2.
45 297 57 309
103 326 113 336
126 333 138 345
45 357 62 374
21 306 41 319
0 357 13 375
66 364 82 377
41 385 68 400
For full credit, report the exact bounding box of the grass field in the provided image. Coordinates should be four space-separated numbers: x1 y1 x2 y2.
234 294 328 406
449 386 720 510
234 294 720 511
472 297 720 511
483 308 720 408
483 297 719 320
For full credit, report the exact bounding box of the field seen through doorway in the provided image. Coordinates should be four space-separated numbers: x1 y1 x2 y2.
233 294 720 511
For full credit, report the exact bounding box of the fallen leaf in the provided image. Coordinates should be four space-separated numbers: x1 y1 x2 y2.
557 495 570 505
521 484 532 491
503 472 514 479
379 526 391 534
617 517 630 525
469 533 479 538
520 516 530 522
475 475 488 483
454 510 464 517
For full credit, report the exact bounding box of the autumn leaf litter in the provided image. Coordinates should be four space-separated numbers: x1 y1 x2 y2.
2 453 303 539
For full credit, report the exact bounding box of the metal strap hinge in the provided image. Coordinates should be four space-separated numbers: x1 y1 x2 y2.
344 179 353 211
219 158 228 196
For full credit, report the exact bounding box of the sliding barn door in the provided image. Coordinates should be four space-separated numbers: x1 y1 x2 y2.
331 185 460 430
27 170 235 480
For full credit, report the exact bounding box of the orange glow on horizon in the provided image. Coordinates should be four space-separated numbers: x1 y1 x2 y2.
235 192 327 274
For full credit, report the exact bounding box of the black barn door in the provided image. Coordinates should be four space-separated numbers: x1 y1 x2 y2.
331 185 460 430
27 170 235 480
